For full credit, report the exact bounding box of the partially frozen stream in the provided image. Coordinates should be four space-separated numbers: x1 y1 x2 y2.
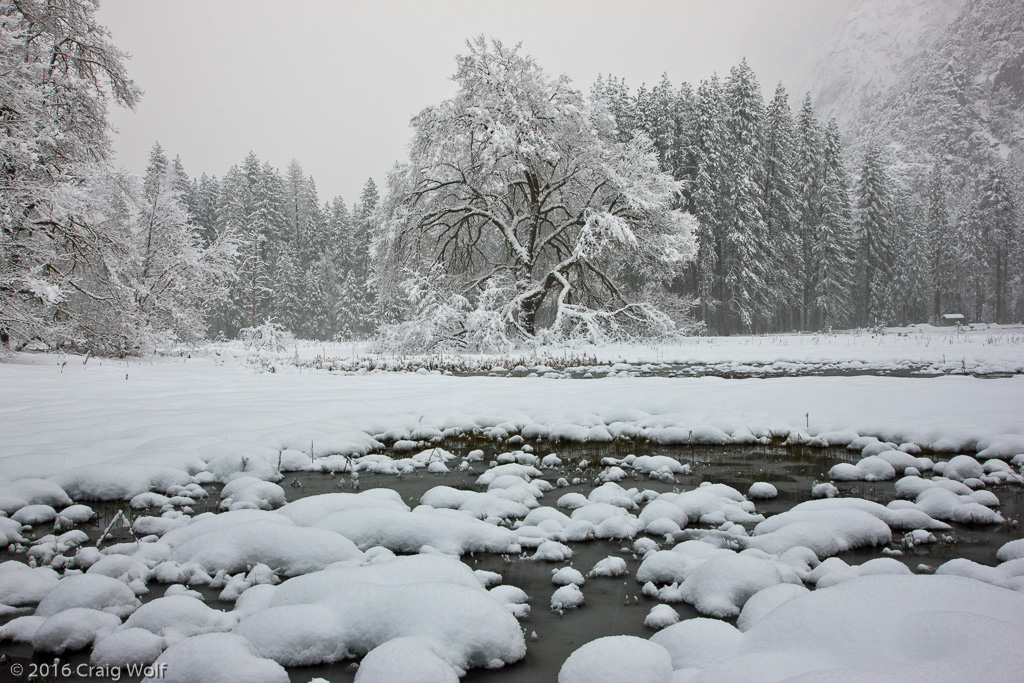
2 440 1021 682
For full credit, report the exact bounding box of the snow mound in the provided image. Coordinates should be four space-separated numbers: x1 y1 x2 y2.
56 503 95 525
158 509 293 547
531 540 573 562
475 463 542 486
421 486 531 520
551 584 584 610
0 615 44 642
748 482 778 499
277 490 409 525
559 635 672 683
35 574 141 618
171 520 362 576
636 540 734 585
0 479 72 515
678 552 801 618
976 434 1024 460
935 557 1024 590
736 582 810 631
942 454 985 482
805 555 910 591
0 517 27 546
828 455 897 481
650 617 742 670
86 555 152 586
638 499 689 532
50 464 193 501
91 627 166 667
659 488 763 525
644 604 680 629
0 565 59 605
122 595 234 644
874 449 931 473
354 637 460 682
234 582 526 671
750 508 892 558
811 482 838 498
588 556 628 577
552 566 585 586
144 632 288 683
912 487 1003 525
631 455 690 475
997 539 1024 562
315 507 520 555
232 603 346 665
11 504 57 525
688 575 1024 681
32 607 121 653
785 497 950 530
220 476 286 511
234 555 486 616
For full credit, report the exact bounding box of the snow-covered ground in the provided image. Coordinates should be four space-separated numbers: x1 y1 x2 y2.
1 334 1023 681
207 323 1024 377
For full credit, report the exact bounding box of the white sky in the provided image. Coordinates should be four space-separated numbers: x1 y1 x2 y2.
98 0 852 204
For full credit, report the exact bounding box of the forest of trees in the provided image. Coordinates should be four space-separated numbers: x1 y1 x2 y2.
1 1 1021 355
591 61 1024 335
162 149 384 342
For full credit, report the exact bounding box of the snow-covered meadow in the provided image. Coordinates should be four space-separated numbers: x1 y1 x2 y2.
1 327 1023 682
211 323 1024 378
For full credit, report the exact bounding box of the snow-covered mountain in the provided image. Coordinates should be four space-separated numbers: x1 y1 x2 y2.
801 0 966 133
798 0 1024 182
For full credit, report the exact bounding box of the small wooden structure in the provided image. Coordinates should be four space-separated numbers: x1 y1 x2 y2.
940 313 965 326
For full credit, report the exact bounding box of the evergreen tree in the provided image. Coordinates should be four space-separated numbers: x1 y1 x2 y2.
974 164 1019 322
352 179 380 335
762 84 801 329
926 163 959 319
592 74 639 143
794 94 823 329
192 174 222 247
893 189 932 324
813 119 855 329
722 59 771 334
636 74 680 172
272 244 305 333
689 75 729 331
855 145 900 325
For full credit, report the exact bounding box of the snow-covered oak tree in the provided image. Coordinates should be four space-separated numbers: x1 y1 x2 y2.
375 38 696 350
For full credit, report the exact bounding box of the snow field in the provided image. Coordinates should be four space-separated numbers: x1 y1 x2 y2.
0 352 1023 679
206 324 1024 379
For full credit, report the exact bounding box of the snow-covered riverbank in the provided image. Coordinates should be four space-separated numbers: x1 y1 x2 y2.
0 353 1022 487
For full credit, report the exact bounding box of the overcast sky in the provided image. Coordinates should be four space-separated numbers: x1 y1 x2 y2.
97 0 852 204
